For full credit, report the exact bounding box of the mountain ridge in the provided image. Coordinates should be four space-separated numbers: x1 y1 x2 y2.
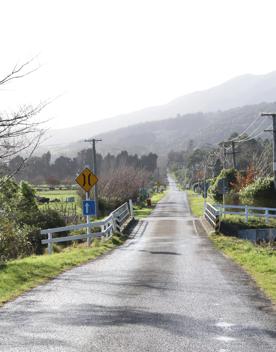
42 70 276 154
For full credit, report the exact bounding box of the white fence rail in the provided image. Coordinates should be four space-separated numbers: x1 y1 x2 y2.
204 203 220 233
41 200 134 254
217 204 276 224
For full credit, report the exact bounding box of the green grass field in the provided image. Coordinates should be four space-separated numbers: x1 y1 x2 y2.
0 235 125 306
37 189 78 199
37 188 83 215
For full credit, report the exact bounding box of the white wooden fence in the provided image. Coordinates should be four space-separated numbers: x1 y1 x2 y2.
204 203 220 233
204 202 276 229
217 204 276 224
41 200 134 254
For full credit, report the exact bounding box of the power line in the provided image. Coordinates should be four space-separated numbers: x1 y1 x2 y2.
237 122 271 143
227 114 261 142
235 117 269 143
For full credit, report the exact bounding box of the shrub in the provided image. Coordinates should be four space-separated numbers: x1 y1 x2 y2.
0 222 33 262
240 177 276 206
209 168 238 201
0 177 67 257
28 209 67 254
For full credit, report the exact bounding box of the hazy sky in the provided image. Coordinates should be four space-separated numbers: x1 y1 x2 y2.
1 0 276 129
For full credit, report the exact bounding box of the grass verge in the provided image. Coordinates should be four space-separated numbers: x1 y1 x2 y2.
210 234 276 303
0 235 125 306
133 191 166 219
186 190 209 217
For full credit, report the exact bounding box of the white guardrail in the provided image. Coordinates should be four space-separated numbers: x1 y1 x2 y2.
217 204 276 224
204 203 220 233
41 200 134 254
204 202 276 233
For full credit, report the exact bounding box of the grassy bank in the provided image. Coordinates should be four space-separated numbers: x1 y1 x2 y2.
186 189 276 304
0 235 124 306
186 190 206 217
210 234 276 303
133 190 166 219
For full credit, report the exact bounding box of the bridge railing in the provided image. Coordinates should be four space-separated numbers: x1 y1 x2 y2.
204 202 276 233
41 200 133 254
217 204 276 224
204 203 220 233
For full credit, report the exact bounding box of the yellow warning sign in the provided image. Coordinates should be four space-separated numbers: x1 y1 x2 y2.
75 168 98 193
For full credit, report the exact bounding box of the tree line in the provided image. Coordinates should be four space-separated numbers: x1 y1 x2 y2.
169 134 276 207
8 149 158 185
168 135 272 186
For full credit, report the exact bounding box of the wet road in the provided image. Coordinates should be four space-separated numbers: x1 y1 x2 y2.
0 178 275 351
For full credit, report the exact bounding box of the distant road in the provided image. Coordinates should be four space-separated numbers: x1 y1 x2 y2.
0 177 275 351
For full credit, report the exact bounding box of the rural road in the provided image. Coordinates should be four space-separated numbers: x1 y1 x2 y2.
0 177 275 351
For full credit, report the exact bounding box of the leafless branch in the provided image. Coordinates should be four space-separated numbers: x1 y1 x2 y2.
0 56 40 86
0 58 49 183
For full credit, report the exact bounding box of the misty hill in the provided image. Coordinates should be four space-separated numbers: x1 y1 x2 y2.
44 70 276 150
60 101 276 158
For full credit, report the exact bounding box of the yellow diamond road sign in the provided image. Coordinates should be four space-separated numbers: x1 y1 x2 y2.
76 168 98 193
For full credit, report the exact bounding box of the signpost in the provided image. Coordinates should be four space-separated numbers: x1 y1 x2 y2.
75 167 98 245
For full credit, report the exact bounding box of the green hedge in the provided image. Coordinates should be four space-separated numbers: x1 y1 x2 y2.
208 168 237 201
0 178 66 261
240 177 275 198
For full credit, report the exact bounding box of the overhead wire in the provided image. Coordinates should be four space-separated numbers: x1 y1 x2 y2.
209 115 271 169
234 116 270 143
227 114 262 142
236 120 271 143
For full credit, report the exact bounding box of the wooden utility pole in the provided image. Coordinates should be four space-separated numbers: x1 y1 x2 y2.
260 113 276 190
222 143 227 169
226 141 237 169
231 141 237 169
223 141 238 169
84 138 102 217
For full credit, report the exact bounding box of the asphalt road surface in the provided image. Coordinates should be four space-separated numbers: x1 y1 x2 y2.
0 177 275 351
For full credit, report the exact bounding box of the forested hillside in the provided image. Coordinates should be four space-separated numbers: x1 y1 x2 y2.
84 101 276 157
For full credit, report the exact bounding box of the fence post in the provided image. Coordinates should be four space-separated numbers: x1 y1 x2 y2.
100 224 104 241
245 206 249 223
48 233 53 255
111 213 117 234
265 209 269 225
215 211 220 234
129 199 134 218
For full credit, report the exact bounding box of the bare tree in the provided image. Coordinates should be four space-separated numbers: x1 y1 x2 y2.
0 58 47 180
99 166 150 203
